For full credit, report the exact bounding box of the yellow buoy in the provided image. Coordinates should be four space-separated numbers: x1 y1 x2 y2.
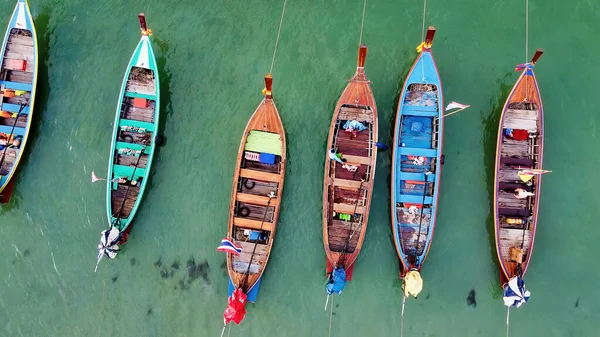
403 271 423 298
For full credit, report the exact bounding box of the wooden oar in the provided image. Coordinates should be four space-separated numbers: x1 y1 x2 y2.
0 103 27 174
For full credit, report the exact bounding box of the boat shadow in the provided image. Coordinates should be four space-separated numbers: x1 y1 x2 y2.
142 36 172 195
1 5 53 211
481 73 512 297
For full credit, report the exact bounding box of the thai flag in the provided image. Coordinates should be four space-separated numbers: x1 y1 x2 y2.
445 101 470 111
217 238 242 256
514 63 528 72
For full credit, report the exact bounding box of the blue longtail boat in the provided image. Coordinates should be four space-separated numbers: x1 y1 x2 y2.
95 14 160 271
0 0 38 203
391 26 442 298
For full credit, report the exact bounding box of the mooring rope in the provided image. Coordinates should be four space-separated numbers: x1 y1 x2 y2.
358 0 367 46
269 0 288 74
420 0 427 42
523 0 529 101
525 0 529 65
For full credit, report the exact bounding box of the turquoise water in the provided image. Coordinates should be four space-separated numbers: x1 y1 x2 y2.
1 0 598 336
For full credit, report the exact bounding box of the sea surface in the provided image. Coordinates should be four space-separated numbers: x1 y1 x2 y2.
1 0 598 336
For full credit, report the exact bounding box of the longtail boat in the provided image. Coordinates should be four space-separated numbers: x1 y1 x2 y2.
495 49 545 309
222 75 286 324
95 14 159 270
323 45 377 296
0 0 38 202
391 27 442 299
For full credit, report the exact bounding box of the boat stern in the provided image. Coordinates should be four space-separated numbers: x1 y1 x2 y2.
228 277 262 303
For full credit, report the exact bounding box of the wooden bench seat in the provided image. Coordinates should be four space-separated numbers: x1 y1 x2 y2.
239 168 281 183
233 217 274 231
333 202 365 214
236 192 278 207
333 178 363 189
342 154 372 165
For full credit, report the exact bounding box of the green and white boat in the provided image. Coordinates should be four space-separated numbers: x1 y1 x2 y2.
96 14 159 270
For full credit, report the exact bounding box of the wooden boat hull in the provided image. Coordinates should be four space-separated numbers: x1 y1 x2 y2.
323 45 377 280
0 0 38 196
106 28 160 233
494 64 544 283
391 45 444 276
226 76 286 302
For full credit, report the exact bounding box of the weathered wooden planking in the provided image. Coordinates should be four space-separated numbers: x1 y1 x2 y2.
338 106 373 123
396 207 431 226
0 115 27 128
499 166 523 182
0 150 17 175
110 184 141 218
236 192 279 207
126 83 155 96
126 106 155 123
503 109 538 131
498 191 528 209
334 162 366 181
240 179 278 197
506 109 538 119
233 241 268 265
6 70 33 83
116 153 148 168
8 35 33 46
232 261 261 274
499 228 531 260
233 216 274 231
237 202 274 222
501 140 530 157
120 131 152 145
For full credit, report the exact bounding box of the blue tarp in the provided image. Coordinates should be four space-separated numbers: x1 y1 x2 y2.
259 152 276 165
326 267 347 295
342 120 367 133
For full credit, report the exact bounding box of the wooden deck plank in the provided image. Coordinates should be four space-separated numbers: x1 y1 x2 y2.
333 178 362 189
110 184 141 218
338 106 373 123
499 228 531 260
498 191 528 209
342 154 372 165
236 192 279 207
233 217 274 231
239 168 281 183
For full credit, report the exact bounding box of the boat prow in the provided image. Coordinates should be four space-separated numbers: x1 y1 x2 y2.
323 44 378 285
225 74 286 303
0 0 38 199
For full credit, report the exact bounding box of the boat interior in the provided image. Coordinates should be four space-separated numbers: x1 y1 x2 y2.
0 29 35 176
110 66 156 220
497 101 540 272
395 83 440 259
232 129 283 275
326 104 374 254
